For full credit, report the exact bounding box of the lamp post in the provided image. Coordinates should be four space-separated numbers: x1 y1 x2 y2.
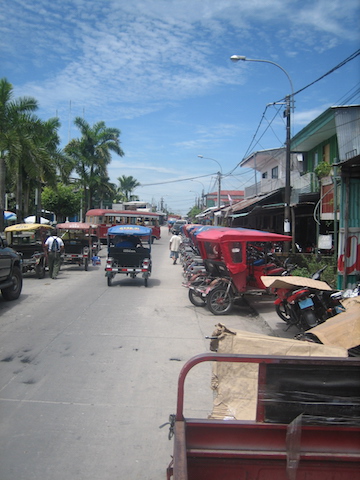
189 191 199 208
230 55 294 245
190 179 205 209
198 153 222 204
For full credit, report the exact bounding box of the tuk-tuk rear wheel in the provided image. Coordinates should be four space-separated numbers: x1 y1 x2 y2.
107 275 113 286
188 289 206 307
36 261 46 279
207 286 233 315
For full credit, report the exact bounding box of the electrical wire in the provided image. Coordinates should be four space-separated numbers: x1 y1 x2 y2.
140 172 216 187
229 49 360 176
275 49 360 103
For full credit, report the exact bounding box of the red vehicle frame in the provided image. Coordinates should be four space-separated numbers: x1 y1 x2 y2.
186 227 292 315
167 353 360 480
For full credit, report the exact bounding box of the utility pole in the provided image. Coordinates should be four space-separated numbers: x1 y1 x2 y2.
284 95 291 253
230 55 294 248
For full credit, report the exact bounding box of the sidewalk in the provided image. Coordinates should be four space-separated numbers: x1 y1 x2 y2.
245 292 298 339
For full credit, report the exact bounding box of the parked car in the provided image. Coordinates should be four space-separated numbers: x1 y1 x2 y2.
0 236 23 300
172 220 187 234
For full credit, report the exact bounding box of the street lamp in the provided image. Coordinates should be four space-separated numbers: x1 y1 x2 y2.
230 55 294 242
190 179 205 209
197 155 222 218
189 190 199 208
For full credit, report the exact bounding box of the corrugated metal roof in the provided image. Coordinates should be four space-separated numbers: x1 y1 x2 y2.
228 190 281 214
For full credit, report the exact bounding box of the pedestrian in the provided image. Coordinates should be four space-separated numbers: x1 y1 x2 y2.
169 231 182 265
45 230 64 279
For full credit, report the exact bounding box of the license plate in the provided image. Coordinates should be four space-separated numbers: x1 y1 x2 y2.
299 297 314 309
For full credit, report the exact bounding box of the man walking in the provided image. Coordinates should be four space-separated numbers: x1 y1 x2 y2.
45 230 64 279
169 231 181 265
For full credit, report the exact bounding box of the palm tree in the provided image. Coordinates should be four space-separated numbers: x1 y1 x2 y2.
65 118 124 215
0 78 38 231
9 116 62 221
117 175 140 201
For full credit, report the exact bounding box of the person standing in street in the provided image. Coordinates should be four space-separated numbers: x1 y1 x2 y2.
45 230 64 279
169 231 182 265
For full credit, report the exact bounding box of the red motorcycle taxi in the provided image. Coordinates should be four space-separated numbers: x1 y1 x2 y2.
186 227 292 315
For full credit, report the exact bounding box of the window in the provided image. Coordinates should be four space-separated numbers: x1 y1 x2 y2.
204 242 220 259
271 166 278 179
262 172 268 179
229 242 242 263
314 152 319 167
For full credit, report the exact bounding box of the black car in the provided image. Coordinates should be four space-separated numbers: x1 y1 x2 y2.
172 220 187 234
0 236 23 300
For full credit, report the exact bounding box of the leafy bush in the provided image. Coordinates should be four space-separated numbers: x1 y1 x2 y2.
290 253 337 288
314 161 332 178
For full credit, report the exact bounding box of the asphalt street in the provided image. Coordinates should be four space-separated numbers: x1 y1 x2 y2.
0 226 290 480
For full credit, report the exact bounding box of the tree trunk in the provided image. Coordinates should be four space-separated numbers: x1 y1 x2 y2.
16 168 23 223
0 156 5 233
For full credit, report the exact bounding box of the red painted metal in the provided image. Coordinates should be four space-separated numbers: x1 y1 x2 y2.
170 353 360 480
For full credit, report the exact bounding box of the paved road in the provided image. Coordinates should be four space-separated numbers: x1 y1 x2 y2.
0 227 282 480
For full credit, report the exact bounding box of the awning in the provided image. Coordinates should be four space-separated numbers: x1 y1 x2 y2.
230 212 250 218
228 190 282 217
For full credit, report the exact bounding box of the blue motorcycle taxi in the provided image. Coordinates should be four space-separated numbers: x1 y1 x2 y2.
105 225 152 287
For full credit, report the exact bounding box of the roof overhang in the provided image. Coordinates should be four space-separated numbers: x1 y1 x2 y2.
291 105 360 153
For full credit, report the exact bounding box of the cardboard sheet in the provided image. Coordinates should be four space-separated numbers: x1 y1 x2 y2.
261 275 333 291
209 324 347 421
306 296 360 349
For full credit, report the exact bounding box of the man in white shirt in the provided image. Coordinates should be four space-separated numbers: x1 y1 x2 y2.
169 232 182 265
44 230 64 279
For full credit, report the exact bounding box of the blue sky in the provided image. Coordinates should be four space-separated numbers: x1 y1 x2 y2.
1 0 359 215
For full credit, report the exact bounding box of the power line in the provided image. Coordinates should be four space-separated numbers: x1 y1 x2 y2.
291 49 360 99
139 172 215 187
230 49 360 175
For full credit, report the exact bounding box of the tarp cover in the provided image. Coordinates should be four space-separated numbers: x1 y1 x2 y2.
209 324 347 421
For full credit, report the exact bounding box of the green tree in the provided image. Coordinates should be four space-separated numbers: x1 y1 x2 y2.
187 205 201 223
117 175 140 201
9 116 64 221
0 78 38 231
42 184 81 222
92 176 117 208
65 118 124 215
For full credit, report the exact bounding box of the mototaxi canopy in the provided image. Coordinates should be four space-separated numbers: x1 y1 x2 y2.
56 222 94 231
5 223 53 232
196 227 292 243
107 224 152 237
196 227 291 275
188 225 233 245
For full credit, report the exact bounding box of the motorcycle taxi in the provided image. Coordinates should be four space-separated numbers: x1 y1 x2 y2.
187 227 292 315
56 222 94 271
105 225 152 287
5 223 53 278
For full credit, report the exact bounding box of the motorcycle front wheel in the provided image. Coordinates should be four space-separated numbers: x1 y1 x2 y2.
206 286 233 315
188 288 206 307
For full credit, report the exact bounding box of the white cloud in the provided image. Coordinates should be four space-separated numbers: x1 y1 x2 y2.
3 0 358 120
